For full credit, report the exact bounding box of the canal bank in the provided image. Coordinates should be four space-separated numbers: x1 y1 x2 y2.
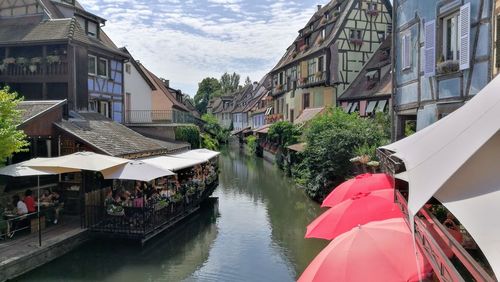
15 146 326 281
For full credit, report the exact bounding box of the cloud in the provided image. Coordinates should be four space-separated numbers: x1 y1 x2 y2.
78 0 322 95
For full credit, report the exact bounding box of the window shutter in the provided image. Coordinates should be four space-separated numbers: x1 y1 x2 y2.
404 34 410 68
424 20 436 77
497 15 500 68
459 3 471 70
401 34 407 69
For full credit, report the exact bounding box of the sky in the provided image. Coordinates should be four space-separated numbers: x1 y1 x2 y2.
78 0 325 96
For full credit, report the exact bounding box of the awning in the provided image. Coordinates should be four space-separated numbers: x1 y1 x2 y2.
140 155 205 172
376 100 387 112
171 149 220 162
366 101 377 114
231 127 251 136
26 151 129 173
349 103 358 113
101 161 175 181
380 74 500 277
254 124 272 134
344 102 353 113
287 143 306 153
294 107 325 125
265 107 273 115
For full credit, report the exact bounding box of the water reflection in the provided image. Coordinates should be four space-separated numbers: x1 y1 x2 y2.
17 145 326 282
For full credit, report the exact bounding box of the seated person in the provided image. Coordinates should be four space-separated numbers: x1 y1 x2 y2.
40 190 52 203
13 195 28 215
104 189 114 207
24 189 36 213
50 191 64 224
133 192 144 208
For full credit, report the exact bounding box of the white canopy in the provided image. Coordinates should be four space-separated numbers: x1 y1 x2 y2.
26 151 129 173
101 160 175 182
171 149 220 162
141 155 205 172
381 75 500 277
0 161 78 177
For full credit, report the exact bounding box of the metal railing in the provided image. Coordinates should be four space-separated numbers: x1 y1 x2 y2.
395 190 496 282
84 177 219 239
125 110 200 125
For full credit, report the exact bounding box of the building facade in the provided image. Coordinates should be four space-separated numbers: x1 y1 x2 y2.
269 0 392 123
0 0 128 123
393 0 498 140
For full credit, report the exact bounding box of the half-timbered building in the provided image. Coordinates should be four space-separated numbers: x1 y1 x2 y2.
392 0 500 140
0 0 128 123
268 0 392 122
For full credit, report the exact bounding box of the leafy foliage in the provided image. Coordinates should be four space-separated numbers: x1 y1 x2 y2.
244 76 252 86
201 133 219 150
201 113 230 146
0 87 29 165
268 121 301 148
299 108 389 200
245 135 257 155
194 78 221 114
220 72 240 95
175 125 200 149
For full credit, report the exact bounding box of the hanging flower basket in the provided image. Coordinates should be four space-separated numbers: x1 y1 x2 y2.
31 57 43 64
46 55 61 64
3 57 15 64
16 57 29 65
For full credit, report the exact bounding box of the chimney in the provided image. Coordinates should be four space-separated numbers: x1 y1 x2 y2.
317 5 322 11
163 79 170 88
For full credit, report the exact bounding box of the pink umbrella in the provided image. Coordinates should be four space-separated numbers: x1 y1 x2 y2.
299 218 432 282
322 173 394 208
306 189 402 240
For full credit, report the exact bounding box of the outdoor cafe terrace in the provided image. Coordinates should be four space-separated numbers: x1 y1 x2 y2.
0 149 220 245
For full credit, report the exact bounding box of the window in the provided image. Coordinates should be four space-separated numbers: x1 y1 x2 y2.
88 55 96 75
87 21 98 38
303 93 310 109
125 64 131 74
368 3 377 11
279 72 284 85
401 32 411 70
318 56 325 72
442 12 460 61
308 59 317 81
99 101 110 118
320 29 326 40
88 100 98 112
98 58 108 77
377 31 385 42
350 29 362 40
290 109 295 123
305 36 311 46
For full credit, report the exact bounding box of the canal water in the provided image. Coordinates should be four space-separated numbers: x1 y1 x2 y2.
17 146 327 282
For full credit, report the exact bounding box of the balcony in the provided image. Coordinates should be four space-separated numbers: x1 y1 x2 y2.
297 71 327 88
125 110 201 126
0 57 69 82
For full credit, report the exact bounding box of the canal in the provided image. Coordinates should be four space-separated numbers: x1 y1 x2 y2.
16 146 327 281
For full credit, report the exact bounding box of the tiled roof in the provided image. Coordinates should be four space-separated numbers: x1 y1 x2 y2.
0 18 73 44
55 112 189 157
17 100 66 124
287 142 307 153
338 37 392 101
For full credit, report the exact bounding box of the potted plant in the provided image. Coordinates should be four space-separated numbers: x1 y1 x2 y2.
46 55 61 64
3 57 15 65
16 57 29 65
29 57 43 73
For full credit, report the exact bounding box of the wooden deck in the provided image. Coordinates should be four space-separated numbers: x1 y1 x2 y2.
0 217 88 282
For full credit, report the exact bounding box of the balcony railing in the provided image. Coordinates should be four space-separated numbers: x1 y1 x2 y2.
0 61 69 77
125 110 200 125
297 72 327 88
395 190 496 282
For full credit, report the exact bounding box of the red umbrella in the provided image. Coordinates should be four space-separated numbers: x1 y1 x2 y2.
299 218 432 282
322 173 394 208
306 189 402 240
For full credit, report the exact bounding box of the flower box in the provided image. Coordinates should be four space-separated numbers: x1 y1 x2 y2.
31 57 43 64
46 55 61 64
3 57 15 64
436 60 459 74
16 57 29 65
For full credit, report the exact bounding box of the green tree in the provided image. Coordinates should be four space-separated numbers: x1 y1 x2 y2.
268 121 301 148
299 108 388 201
220 72 240 95
194 78 221 114
201 113 230 145
175 125 201 149
244 76 252 86
0 87 29 165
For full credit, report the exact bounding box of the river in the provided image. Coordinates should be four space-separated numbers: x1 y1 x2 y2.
16 146 327 282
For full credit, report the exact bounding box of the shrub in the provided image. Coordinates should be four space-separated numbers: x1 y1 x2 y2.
175 125 200 149
201 133 218 150
298 108 389 201
201 113 230 145
245 135 257 155
268 121 301 148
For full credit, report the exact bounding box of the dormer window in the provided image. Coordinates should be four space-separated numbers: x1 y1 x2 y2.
87 21 98 38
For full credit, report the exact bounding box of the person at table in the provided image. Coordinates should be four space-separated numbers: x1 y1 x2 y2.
51 191 64 224
40 190 52 203
24 189 36 213
13 195 28 215
133 192 144 208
